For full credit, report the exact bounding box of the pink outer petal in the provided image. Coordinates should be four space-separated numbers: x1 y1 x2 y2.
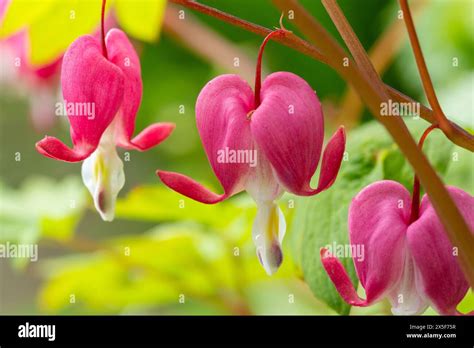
250 72 325 195
408 187 474 315
197 74 254 194
158 74 254 203
37 35 124 162
104 29 150 150
349 180 411 303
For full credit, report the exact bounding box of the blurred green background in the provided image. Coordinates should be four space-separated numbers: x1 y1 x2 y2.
0 0 473 315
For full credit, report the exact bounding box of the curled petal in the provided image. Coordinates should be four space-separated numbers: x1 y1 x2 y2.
301 126 346 195
157 170 227 204
60 35 124 156
348 181 410 304
35 135 94 162
408 187 474 315
117 123 175 151
251 72 324 195
320 248 369 306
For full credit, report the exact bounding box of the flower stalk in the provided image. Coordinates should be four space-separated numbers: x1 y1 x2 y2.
409 124 438 224
254 30 285 107
399 0 449 132
101 0 108 59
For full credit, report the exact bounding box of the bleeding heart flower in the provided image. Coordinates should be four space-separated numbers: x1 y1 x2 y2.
35 9 174 221
157 29 346 275
321 126 473 315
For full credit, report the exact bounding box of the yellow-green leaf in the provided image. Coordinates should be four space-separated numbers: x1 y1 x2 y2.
114 0 166 42
28 0 103 65
0 0 54 38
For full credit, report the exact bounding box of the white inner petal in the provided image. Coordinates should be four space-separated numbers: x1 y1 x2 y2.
245 146 287 275
389 249 429 315
81 123 125 221
252 201 286 276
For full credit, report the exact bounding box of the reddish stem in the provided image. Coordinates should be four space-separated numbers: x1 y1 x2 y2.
254 30 284 107
409 124 439 223
101 0 108 59
399 0 450 131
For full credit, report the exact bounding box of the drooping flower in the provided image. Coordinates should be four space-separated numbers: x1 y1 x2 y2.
157 29 346 275
321 126 473 315
35 6 174 221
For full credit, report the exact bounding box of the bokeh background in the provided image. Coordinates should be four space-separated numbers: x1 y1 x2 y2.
0 0 473 315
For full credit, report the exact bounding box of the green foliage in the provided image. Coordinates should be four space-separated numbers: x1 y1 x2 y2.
38 216 302 314
37 181 309 314
0 176 86 267
458 290 474 314
39 224 234 314
114 0 166 42
394 0 474 126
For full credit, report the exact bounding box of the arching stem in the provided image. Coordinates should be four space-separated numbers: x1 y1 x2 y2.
409 124 439 223
254 30 284 108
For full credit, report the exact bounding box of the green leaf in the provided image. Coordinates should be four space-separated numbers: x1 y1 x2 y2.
0 0 54 38
444 145 474 194
382 120 454 190
27 0 103 65
1 0 104 66
457 290 474 314
114 0 166 42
